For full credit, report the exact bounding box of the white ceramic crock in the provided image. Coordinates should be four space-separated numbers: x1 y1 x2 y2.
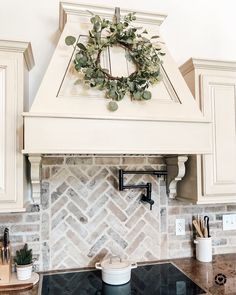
194 236 212 262
95 256 137 285
16 264 33 280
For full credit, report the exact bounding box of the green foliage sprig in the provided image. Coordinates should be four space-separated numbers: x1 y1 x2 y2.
14 244 33 265
65 12 165 111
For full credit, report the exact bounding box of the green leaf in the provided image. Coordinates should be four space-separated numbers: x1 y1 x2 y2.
75 64 82 71
94 22 101 32
94 15 101 22
117 23 123 30
133 91 142 100
77 43 87 51
108 89 118 100
90 16 96 24
127 81 135 92
143 90 152 100
65 36 76 46
107 101 118 112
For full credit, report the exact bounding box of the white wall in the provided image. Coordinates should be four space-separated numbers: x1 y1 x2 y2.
1 0 236 105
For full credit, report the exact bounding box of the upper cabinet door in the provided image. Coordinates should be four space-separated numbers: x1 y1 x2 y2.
178 59 236 204
0 42 34 212
201 75 236 196
0 58 18 206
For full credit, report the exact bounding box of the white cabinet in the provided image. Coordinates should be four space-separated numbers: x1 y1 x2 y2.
178 59 236 204
0 40 34 212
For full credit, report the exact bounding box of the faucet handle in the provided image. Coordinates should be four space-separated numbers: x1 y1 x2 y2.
149 199 154 210
141 193 154 210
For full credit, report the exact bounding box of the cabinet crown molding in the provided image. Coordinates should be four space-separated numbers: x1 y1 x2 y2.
0 40 35 70
180 58 236 76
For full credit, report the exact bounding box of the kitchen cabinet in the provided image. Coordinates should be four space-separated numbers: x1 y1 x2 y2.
0 40 34 212
178 59 236 204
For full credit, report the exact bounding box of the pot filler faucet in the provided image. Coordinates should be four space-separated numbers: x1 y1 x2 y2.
118 169 167 210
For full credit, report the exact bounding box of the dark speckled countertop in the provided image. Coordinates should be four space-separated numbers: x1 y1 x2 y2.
173 254 236 295
1 254 236 295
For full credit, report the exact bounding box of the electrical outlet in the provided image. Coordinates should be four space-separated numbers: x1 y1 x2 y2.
223 214 236 230
176 219 185 235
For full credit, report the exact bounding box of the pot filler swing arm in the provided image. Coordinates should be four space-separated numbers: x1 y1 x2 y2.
118 169 167 210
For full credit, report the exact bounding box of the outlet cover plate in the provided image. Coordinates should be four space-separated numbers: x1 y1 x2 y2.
223 214 236 230
176 218 185 235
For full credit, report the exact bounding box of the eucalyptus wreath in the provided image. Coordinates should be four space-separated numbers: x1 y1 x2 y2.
65 12 165 111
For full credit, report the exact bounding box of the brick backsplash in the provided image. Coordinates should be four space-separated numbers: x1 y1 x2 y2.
0 155 235 271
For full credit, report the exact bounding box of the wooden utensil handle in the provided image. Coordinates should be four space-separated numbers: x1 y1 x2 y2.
203 227 208 238
193 220 204 238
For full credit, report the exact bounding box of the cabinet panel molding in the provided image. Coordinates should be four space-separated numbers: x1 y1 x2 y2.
178 59 236 204
0 67 6 194
0 40 34 212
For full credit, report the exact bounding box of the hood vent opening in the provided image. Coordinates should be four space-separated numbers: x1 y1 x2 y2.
28 154 187 206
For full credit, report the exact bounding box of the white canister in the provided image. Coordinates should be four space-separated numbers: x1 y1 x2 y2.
194 237 212 262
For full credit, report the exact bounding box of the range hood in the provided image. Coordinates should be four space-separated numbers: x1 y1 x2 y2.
22 3 212 204
23 2 211 156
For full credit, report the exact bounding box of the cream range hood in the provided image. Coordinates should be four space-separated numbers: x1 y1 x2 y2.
23 3 211 203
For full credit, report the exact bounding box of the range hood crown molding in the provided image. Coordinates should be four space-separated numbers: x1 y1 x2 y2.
59 2 168 31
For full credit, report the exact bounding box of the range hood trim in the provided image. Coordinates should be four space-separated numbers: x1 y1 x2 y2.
23 116 211 155
59 2 168 32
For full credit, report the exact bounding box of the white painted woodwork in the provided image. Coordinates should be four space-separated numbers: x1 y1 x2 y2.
23 2 211 156
166 156 188 199
178 58 236 204
0 40 34 212
23 115 210 154
0 67 6 194
28 155 42 205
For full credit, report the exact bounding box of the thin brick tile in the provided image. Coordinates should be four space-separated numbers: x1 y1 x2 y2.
107 201 127 222
95 157 121 165
125 207 145 229
127 232 145 255
66 157 93 165
122 157 146 165
42 157 64 165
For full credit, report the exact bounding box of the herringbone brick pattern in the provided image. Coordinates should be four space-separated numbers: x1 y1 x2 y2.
1 156 232 271
47 163 161 269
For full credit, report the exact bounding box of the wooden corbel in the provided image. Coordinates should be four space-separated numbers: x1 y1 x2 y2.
165 155 188 199
28 154 42 205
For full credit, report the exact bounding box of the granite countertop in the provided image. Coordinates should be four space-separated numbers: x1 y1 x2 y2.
173 254 236 295
1 254 236 295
